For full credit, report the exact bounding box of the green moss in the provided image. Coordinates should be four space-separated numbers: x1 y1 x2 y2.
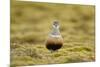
67 46 92 52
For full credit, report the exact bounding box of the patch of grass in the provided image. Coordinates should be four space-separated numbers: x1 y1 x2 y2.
11 56 34 66
67 46 92 52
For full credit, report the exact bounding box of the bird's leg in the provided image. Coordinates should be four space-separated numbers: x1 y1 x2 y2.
50 50 54 53
56 50 58 52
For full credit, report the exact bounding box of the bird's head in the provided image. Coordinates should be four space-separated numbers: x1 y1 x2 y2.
52 20 60 29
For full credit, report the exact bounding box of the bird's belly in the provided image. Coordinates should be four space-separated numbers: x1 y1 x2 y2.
46 43 62 51
46 37 63 51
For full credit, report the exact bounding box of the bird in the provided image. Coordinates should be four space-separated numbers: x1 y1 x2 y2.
46 20 63 52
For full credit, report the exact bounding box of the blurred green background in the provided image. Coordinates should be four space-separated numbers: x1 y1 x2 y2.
10 0 95 66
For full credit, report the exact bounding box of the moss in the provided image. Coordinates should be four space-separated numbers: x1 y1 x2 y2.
67 46 92 52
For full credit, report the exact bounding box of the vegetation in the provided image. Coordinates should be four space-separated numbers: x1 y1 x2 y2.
10 0 95 66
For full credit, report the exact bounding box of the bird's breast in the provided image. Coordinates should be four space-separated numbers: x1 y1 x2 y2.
46 37 63 51
46 37 63 45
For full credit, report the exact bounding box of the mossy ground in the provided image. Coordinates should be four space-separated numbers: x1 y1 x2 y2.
10 0 95 66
